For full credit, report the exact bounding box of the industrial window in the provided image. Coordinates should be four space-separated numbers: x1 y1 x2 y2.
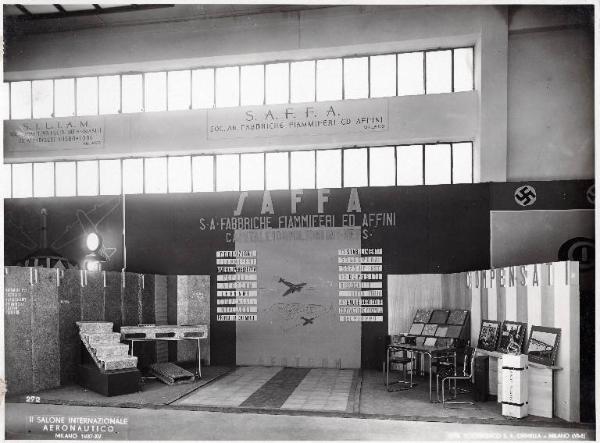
215 67 239 108
424 143 452 185
343 148 368 187
54 78 75 117
370 54 396 98
121 74 143 113
9 46 475 118
426 50 452 94
291 60 316 103
192 156 214 192
11 81 31 119
290 151 315 189
191 69 214 109
12 163 33 198
98 75 121 115
168 156 192 193
122 158 144 194
316 58 342 102
369 146 396 186
316 149 341 189
144 157 168 194
77 160 99 196
55 162 77 197
397 52 424 96
3 164 12 198
77 77 98 116
266 152 289 190
32 80 53 118
240 153 265 191
452 142 473 183
453 48 474 92
396 145 423 186
240 65 265 106
344 57 369 99
99 159 121 195
265 63 289 105
168 71 191 111
216 154 240 191
33 162 54 197
144 72 167 112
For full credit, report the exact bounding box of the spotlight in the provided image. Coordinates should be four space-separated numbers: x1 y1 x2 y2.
86 232 101 252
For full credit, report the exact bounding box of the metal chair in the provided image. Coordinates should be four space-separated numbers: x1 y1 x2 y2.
438 346 476 407
385 335 416 391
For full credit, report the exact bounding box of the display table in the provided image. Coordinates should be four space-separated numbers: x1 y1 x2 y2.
477 348 562 418
387 343 456 402
120 325 208 378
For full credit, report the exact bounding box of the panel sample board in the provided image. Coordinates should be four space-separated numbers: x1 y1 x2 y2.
81 271 105 321
176 275 211 364
103 271 122 330
58 269 83 384
122 272 142 326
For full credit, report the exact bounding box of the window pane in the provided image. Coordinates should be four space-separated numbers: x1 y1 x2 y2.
265 63 289 104
11 81 31 119
454 48 474 92
12 163 32 198
168 70 191 111
290 60 315 103
76 77 98 116
290 150 315 189
397 145 423 186
425 144 451 185
77 160 99 196
99 159 121 195
32 80 53 118
370 54 396 98
99 75 120 114
2 83 9 120
266 152 289 190
344 57 368 100
33 162 54 197
122 74 143 113
144 72 167 112
54 78 75 117
55 162 76 196
316 58 342 102
215 67 239 108
452 142 473 183
343 148 368 187
144 157 167 193
316 149 341 189
241 65 264 106
192 156 214 192
192 69 214 109
168 156 192 193
369 146 395 186
397 52 424 96
122 159 144 194
426 50 452 94
240 153 264 191
3 164 12 198
216 154 239 191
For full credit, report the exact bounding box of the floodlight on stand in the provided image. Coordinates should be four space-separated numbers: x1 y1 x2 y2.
86 232 101 252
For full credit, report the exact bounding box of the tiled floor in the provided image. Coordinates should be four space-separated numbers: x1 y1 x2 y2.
175 366 282 407
281 368 355 412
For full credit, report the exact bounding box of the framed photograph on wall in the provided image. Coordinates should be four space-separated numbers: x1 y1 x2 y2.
497 321 527 353
477 320 501 351
525 326 561 366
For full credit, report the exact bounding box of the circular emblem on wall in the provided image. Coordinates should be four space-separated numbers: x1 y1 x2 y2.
586 184 595 205
558 237 595 271
514 185 537 207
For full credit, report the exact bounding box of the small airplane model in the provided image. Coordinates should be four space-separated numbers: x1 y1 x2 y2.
300 316 315 325
279 277 307 296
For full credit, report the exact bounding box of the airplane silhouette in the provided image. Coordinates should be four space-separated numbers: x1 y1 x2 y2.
300 316 314 325
279 277 307 296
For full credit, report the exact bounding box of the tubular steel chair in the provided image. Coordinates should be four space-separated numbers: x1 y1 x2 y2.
385 335 416 391
438 346 476 407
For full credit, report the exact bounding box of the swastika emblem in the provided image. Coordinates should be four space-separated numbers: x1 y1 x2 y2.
586 185 595 205
514 185 537 207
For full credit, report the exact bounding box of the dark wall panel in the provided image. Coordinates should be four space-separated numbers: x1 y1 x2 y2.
58 269 82 385
122 272 142 326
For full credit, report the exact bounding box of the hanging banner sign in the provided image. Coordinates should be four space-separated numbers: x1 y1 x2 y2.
4 116 105 153
207 99 389 140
